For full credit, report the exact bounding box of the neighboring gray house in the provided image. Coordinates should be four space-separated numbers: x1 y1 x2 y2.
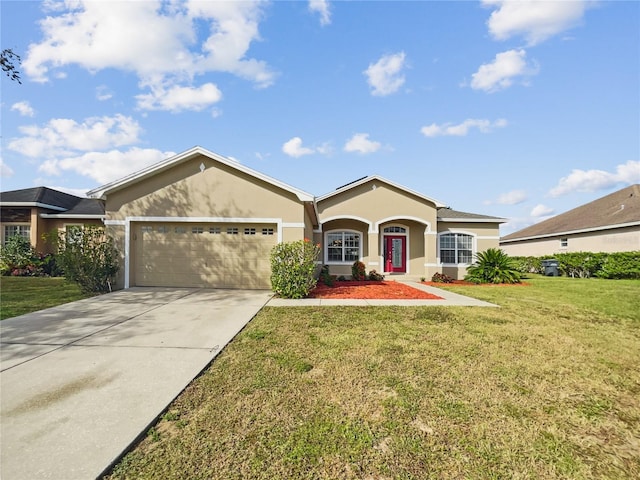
500 184 640 256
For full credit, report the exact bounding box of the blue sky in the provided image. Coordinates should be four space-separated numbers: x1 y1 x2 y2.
1 0 638 235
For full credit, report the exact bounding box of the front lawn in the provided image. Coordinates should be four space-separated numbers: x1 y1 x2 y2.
107 277 640 479
0 276 95 320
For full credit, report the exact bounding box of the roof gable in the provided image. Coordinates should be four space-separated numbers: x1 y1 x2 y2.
316 175 446 208
502 184 640 242
87 146 314 202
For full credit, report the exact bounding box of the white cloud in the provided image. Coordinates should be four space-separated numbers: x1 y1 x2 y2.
282 137 315 158
482 0 590 46
11 101 35 117
23 0 274 111
364 52 407 96
470 49 538 92
530 204 554 217
96 85 113 101
0 159 15 178
549 160 640 197
135 83 222 112
8 114 142 158
421 118 508 137
344 133 381 154
484 189 527 206
309 0 331 26
39 148 175 184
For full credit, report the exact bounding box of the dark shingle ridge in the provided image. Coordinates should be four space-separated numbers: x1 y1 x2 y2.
502 184 640 241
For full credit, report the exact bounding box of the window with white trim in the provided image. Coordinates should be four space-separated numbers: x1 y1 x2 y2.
383 226 406 233
439 233 473 264
3 224 30 246
326 231 361 263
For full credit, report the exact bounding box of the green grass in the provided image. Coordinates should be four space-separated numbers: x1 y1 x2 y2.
106 276 640 479
0 276 95 320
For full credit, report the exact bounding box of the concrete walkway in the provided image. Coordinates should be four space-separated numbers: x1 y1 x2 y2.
0 288 273 480
267 281 498 307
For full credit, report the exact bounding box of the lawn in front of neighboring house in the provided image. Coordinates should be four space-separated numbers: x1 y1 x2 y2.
106 276 640 479
0 276 96 320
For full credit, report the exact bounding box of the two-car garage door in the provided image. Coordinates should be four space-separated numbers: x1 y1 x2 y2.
133 222 276 289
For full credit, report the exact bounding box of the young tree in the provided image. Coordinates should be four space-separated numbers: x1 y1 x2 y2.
49 226 119 293
1 49 22 84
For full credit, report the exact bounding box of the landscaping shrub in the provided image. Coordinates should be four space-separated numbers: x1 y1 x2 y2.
511 251 640 279
48 226 119 293
270 239 321 298
464 248 521 284
431 272 454 283
596 252 640 279
0 236 59 277
319 264 335 286
367 270 384 281
351 261 366 281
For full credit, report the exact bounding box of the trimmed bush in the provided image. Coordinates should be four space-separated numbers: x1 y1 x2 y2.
431 272 454 283
319 265 335 286
367 270 384 281
352 261 366 281
510 251 640 279
0 236 59 277
465 248 521 284
270 239 321 298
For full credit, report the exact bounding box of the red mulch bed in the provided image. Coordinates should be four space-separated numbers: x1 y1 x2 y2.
309 281 443 300
422 281 529 287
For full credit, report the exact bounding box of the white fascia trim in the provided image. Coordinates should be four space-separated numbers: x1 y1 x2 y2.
282 222 306 228
375 216 433 234
439 217 507 223
500 221 640 243
87 146 314 202
105 220 126 226
320 215 373 232
39 214 105 219
122 216 284 289
1 202 66 211
316 175 446 207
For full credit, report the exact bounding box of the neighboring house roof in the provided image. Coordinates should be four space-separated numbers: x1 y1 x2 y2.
87 146 315 202
0 186 105 217
317 175 447 208
501 184 640 243
437 207 507 223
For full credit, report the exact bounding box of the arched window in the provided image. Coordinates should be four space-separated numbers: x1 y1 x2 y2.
383 226 406 234
439 233 473 264
325 230 361 263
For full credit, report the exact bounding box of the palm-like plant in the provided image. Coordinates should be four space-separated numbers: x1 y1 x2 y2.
464 248 522 284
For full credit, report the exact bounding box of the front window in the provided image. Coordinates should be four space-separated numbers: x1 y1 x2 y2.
440 233 473 264
326 231 361 263
3 224 31 246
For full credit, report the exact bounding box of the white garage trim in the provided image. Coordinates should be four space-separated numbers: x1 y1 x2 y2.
123 216 282 288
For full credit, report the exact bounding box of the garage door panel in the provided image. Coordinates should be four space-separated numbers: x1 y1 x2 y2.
134 223 276 289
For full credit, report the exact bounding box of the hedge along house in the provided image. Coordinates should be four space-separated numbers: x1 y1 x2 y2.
87 146 506 290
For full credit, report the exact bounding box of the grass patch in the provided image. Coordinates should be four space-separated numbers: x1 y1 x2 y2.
106 277 640 479
0 276 95 320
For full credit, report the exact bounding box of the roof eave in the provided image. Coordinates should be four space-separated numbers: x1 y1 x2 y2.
317 175 447 207
439 217 508 224
500 221 640 243
0 201 67 211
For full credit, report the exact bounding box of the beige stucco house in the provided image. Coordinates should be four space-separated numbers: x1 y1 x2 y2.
500 184 640 256
0 187 104 252
86 146 505 290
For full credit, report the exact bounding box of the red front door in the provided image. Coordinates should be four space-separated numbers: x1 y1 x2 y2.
384 236 406 273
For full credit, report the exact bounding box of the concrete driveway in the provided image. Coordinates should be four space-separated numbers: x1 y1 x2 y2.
0 287 273 480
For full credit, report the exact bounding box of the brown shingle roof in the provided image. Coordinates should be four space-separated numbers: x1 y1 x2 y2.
437 207 506 223
501 184 640 242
